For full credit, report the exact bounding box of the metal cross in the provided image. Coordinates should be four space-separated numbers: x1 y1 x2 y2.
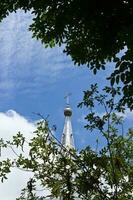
64 93 72 104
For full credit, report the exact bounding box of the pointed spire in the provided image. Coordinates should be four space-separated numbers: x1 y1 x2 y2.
61 95 75 149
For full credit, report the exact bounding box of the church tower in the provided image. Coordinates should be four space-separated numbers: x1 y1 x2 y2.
61 96 75 149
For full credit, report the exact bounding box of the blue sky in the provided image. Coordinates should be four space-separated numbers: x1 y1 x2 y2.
0 11 102 148
0 10 132 150
0 10 133 200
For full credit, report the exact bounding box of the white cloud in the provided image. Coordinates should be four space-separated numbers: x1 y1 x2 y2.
0 10 72 97
0 109 35 140
0 169 33 200
0 110 35 200
0 110 60 200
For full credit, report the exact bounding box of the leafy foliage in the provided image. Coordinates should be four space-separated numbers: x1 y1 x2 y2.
0 1 133 109
0 85 133 199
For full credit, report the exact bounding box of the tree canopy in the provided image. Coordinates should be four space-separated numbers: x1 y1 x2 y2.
0 0 133 109
0 85 133 199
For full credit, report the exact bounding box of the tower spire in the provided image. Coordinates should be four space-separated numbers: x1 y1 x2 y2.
61 95 75 149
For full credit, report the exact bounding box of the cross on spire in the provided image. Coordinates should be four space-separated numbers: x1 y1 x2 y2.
64 93 72 105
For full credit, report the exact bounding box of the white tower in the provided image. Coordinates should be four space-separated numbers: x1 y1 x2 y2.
61 95 75 149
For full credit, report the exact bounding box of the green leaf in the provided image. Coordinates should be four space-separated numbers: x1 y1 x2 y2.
111 77 115 86
116 75 119 84
93 68 97 74
121 73 125 82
